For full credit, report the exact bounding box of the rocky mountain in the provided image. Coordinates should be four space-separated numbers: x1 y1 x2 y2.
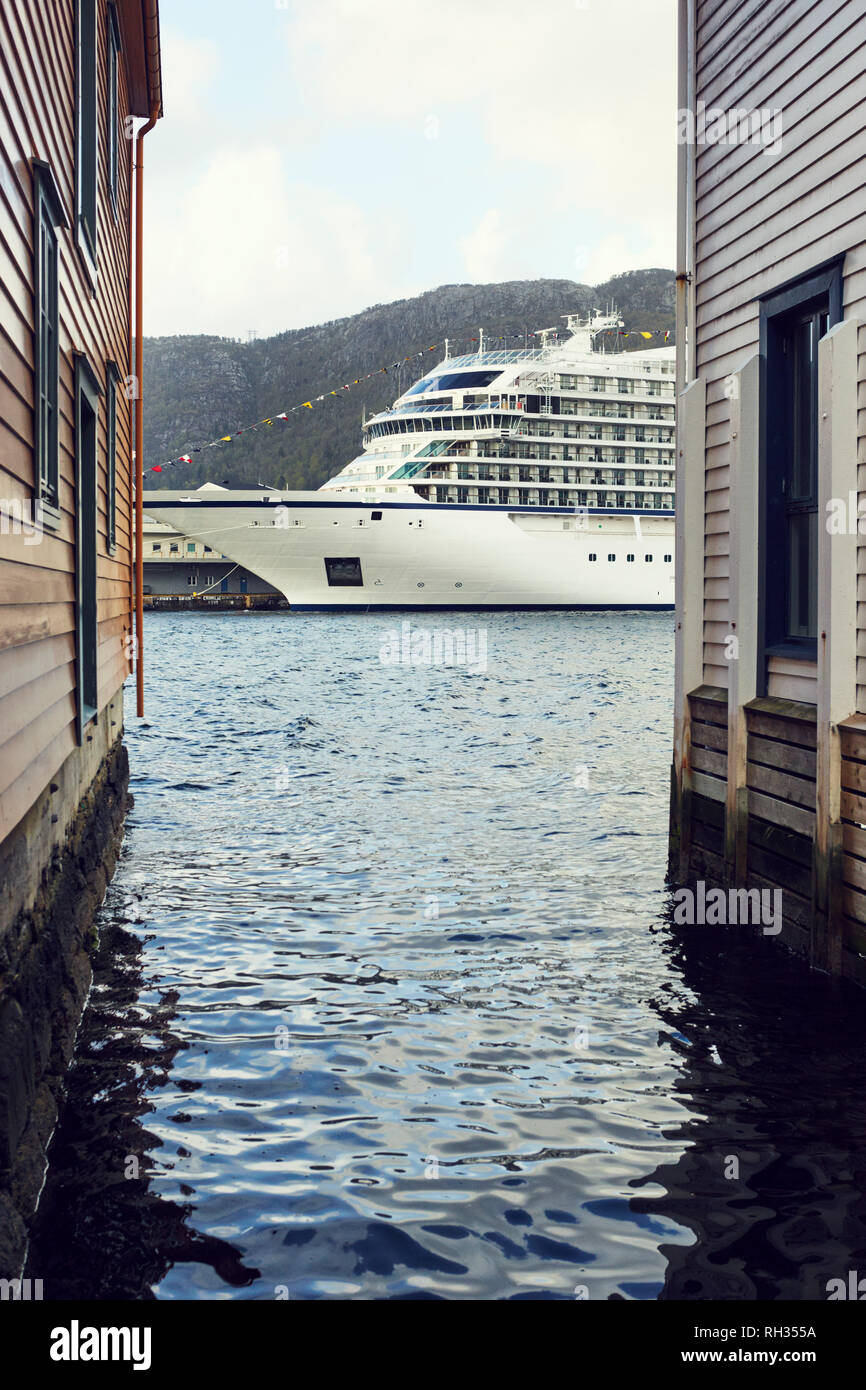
142 269 675 492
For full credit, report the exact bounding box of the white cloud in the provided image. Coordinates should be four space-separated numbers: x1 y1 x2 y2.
283 0 676 233
145 145 418 337
458 209 507 282
575 230 676 287
158 32 220 132
145 28 420 336
144 4 677 335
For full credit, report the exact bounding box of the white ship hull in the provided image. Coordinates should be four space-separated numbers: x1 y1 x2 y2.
141 492 675 610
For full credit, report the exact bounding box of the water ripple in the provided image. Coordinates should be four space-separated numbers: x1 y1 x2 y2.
27 611 866 1301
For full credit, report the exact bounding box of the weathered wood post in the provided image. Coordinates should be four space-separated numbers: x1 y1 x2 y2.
813 318 859 973
671 376 706 880
725 354 760 885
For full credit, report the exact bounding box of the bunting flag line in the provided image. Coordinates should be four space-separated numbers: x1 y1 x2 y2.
601 327 673 341
142 343 444 477
142 328 675 477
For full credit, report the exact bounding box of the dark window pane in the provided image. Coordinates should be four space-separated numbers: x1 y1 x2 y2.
36 184 59 506
787 509 817 639
765 282 831 650
106 373 117 549
406 369 502 397
108 10 119 210
76 0 98 259
789 315 817 502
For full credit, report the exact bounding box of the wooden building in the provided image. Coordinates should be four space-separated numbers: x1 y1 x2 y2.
670 0 866 982
0 1 162 1274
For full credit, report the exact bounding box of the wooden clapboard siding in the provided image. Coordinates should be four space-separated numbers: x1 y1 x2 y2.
838 718 866 950
0 632 76 714
691 0 866 705
689 686 728 801
766 655 818 706
0 0 156 844
743 701 818 837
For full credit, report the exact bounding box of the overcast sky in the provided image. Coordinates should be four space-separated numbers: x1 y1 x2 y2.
144 0 676 339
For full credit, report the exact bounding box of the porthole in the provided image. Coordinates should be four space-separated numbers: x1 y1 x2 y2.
417 581 425 588
455 581 463 588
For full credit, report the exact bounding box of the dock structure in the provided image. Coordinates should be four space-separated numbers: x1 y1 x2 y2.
140 517 284 607
670 0 866 982
0 1 162 1274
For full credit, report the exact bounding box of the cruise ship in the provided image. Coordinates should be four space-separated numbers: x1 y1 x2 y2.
142 309 676 609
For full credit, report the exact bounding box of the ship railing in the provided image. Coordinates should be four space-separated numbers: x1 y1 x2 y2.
444 350 548 368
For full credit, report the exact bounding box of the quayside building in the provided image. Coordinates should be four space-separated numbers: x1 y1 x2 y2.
670 0 866 983
0 0 162 1273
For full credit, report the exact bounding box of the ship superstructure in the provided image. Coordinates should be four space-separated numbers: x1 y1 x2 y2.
321 310 676 514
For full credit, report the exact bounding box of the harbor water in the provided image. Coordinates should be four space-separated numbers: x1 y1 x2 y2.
28 611 866 1300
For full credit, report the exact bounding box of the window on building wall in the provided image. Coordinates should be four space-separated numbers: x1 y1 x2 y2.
75 0 98 265
33 162 65 524
760 261 841 660
75 357 102 740
107 5 121 215
106 365 118 552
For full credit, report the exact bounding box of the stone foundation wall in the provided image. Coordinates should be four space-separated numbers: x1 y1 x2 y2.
0 694 130 1277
